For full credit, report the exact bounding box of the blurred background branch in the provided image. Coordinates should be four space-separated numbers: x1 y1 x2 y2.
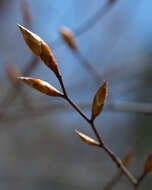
0 0 152 189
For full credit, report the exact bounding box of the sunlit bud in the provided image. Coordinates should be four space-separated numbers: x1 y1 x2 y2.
75 130 99 147
17 24 59 75
17 77 63 97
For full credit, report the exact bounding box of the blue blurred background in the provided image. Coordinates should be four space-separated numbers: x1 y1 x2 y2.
0 0 152 189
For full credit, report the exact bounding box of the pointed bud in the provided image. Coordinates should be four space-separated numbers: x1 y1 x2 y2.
17 77 63 97
17 24 59 75
75 130 99 146
5 63 21 84
144 154 152 174
122 149 132 168
91 81 108 121
60 27 77 50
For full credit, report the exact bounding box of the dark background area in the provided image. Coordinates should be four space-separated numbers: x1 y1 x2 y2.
0 0 152 189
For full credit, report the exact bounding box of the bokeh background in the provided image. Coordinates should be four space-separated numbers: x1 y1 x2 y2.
0 0 152 189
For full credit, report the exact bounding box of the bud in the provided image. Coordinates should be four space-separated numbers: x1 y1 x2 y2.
17 24 59 75
91 81 108 120
144 154 152 174
75 130 99 146
60 27 77 50
17 77 63 97
122 149 132 168
5 63 21 84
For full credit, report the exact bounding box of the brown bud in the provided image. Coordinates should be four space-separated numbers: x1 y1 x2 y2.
17 77 63 97
60 27 77 50
5 63 21 84
122 149 132 168
75 130 99 146
17 24 59 75
91 81 108 120
144 154 152 174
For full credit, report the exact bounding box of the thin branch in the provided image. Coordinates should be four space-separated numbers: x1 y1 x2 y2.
0 56 38 117
57 75 137 186
73 1 114 37
103 171 122 190
2 100 152 123
0 1 113 116
75 50 103 84
136 173 146 189
101 144 136 185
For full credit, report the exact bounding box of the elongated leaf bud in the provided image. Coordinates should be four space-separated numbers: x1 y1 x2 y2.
17 24 59 75
18 77 63 97
75 130 99 146
122 149 132 168
144 154 152 174
60 27 77 50
91 81 108 120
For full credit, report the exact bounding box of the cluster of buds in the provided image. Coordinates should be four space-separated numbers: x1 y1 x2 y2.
17 24 108 121
17 23 152 189
17 23 108 144
17 24 63 97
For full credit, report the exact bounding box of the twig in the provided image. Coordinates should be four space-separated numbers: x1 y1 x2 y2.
16 22 140 189
0 1 113 116
103 171 122 190
57 74 137 186
2 100 152 123
106 102 152 115
73 1 114 37
75 50 103 84
0 56 38 117
135 173 146 190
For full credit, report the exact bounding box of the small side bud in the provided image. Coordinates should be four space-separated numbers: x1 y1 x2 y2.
75 130 99 147
91 81 108 121
122 149 132 168
17 24 59 75
60 27 77 50
144 154 152 175
17 77 63 97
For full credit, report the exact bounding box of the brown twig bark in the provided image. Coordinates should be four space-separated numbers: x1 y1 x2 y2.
134 172 147 190
57 73 137 186
2 100 152 123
